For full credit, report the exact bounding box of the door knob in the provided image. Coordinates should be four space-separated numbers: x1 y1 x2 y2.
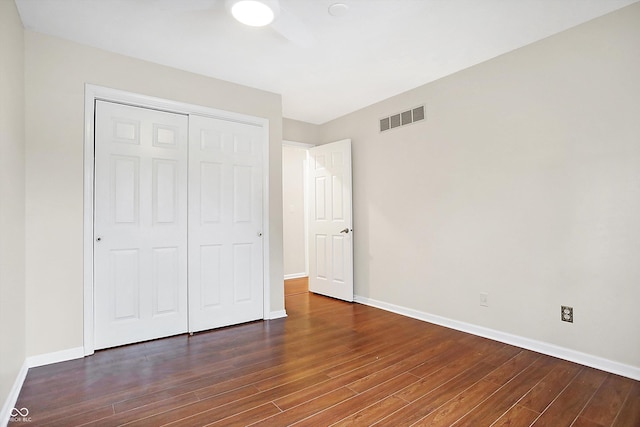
96 237 102 242
340 228 350 234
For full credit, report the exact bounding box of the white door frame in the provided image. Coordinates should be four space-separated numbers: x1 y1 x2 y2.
83 84 271 355
282 140 314 279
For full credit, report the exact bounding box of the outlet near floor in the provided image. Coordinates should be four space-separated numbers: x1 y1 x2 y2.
561 306 573 323
480 292 489 307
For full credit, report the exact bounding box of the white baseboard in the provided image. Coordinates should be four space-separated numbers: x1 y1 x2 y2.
1 347 86 426
354 295 640 381
267 310 288 320
26 346 85 369
0 360 29 427
284 273 307 280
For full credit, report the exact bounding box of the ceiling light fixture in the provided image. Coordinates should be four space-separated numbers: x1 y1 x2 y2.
229 0 278 27
328 3 349 17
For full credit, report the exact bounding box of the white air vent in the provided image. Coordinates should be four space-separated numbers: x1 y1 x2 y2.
379 105 425 132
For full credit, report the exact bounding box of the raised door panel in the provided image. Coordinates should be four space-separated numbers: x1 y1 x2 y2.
332 174 344 221
314 235 327 280
111 249 140 320
152 247 180 316
332 236 346 283
200 244 222 308
112 156 140 224
314 176 327 221
233 243 253 302
200 162 223 224
153 159 178 224
233 165 253 223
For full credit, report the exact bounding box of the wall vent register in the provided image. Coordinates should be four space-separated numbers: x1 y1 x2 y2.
379 105 425 132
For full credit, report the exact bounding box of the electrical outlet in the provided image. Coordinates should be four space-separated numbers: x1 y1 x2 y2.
561 306 573 323
480 292 489 307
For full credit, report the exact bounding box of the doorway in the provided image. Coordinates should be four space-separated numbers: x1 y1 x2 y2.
282 139 354 302
282 141 314 286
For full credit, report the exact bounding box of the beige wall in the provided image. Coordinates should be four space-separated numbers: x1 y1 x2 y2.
24 31 284 357
0 0 27 410
283 118 320 145
5 0 638 393
320 3 640 369
282 145 308 277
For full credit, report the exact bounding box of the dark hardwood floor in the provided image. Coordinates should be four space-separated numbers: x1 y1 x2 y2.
284 277 309 296
13 282 640 426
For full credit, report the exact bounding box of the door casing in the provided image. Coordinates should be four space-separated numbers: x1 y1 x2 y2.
83 84 271 355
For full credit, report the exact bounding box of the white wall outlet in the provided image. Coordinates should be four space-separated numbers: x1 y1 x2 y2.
480 292 489 307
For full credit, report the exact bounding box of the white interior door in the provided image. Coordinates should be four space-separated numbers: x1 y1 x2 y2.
308 139 353 301
188 115 264 332
94 100 188 349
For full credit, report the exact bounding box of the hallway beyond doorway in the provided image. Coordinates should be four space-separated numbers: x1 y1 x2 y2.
285 276 308 296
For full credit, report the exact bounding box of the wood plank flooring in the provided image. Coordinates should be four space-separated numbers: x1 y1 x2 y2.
12 282 640 426
284 277 308 296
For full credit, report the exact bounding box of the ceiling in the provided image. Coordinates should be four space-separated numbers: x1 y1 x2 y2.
15 0 637 124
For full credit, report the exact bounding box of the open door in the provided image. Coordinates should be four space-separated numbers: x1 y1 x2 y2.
308 139 353 301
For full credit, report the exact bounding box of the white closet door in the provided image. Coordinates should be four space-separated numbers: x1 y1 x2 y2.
188 115 264 332
94 100 188 349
